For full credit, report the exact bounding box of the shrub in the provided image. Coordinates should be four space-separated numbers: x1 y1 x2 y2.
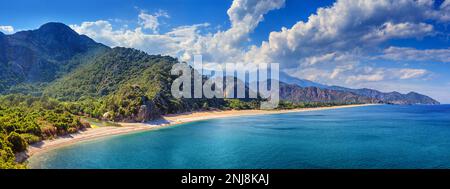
80 119 91 129
20 133 41 144
67 127 78 134
40 125 58 139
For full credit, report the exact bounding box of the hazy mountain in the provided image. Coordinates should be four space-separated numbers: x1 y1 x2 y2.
278 82 440 105
328 86 440 105
279 72 328 88
279 82 378 104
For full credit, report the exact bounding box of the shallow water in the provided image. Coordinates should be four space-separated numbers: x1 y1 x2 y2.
29 105 450 169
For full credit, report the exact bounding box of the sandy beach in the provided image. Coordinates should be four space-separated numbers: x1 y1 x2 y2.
24 104 377 161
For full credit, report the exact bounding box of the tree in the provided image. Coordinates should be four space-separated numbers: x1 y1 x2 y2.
6 132 28 153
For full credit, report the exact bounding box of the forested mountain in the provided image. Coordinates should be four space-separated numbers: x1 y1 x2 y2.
45 47 226 122
0 22 108 92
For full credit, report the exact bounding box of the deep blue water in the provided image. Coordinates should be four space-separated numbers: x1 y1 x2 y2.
29 105 450 169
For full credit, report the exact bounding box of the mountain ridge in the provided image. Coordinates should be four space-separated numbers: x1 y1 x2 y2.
0 22 108 92
280 73 439 105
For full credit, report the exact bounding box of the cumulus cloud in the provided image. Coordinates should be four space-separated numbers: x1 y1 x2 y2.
232 0 449 95
71 0 285 62
179 0 285 62
224 0 285 47
70 20 209 56
0 25 14 34
138 10 169 33
362 22 434 43
243 0 444 68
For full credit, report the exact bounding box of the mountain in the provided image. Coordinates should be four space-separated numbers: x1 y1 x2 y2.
279 82 378 104
278 72 439 104
327 86 440 105
278 83 440 105
44 47 226 121
0 22 108 92
279 72 328 88
44 47 176 100
278 72 439 105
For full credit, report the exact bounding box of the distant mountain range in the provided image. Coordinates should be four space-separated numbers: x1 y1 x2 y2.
279 73 439 105
0 22 440 105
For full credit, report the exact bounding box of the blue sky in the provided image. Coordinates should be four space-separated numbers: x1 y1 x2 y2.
1 0 449 103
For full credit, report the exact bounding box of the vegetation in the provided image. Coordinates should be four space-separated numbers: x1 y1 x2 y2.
0 94 90 168
277 101 362 109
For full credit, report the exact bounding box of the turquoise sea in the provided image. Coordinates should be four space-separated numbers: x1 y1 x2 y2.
29 105 450 169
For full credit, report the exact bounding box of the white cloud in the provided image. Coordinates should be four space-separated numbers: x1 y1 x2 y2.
243 0 444 68
71 0 285 63
347 71 385 83
432 0 450 22
362 22 434 43
398 68 428 79
179 0 286 63
138 10 169 33
233 0 449 100
0 25 14 34
344 68 428 85
285 51 431 87
380 47 450 63
70 20 209 56
441 0 450 21
225 0 285 47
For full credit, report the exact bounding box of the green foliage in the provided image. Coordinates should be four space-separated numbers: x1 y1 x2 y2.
225 99 260 110
6 132 27 153
44 47 176 101
277 100 360 109
20 133 41 144
105 85 148 121
0 94 87 168
0 144 26 169
42 47 230 122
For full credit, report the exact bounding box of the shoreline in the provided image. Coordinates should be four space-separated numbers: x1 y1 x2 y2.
24 104 378 163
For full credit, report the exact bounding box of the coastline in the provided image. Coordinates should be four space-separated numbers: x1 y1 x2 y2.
24 104 378 162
